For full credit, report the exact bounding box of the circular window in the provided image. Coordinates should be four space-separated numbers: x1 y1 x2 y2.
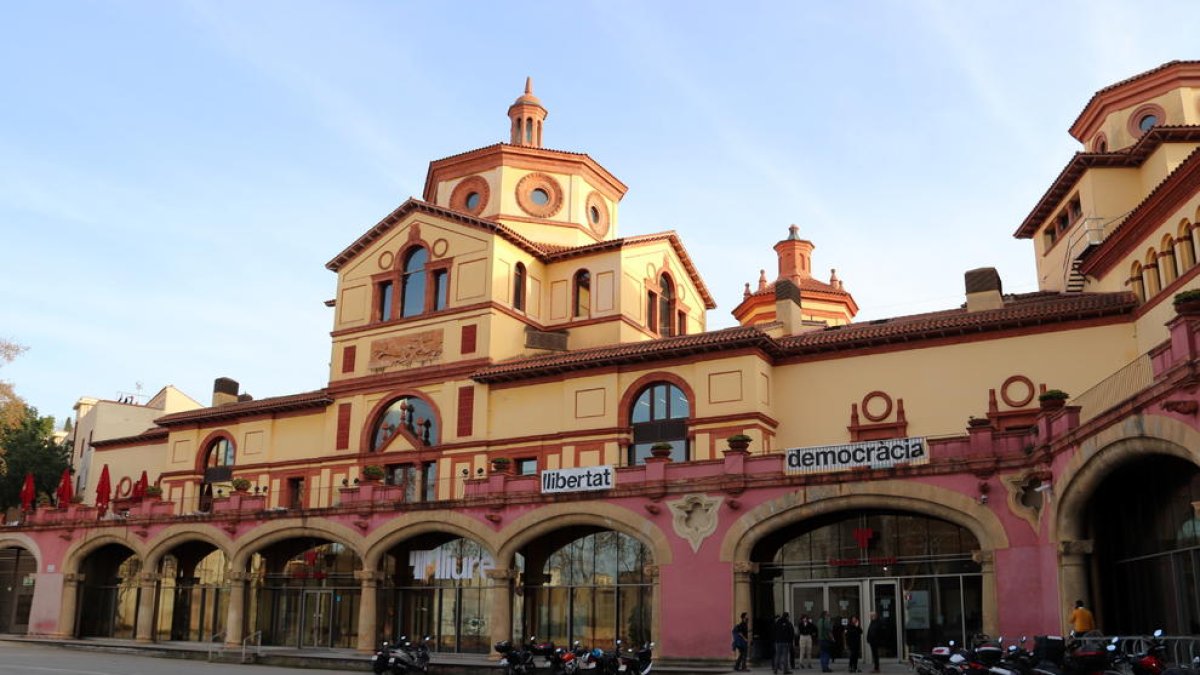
584 191 610 237
1139 114 1158 133
1127 103 1166 139
449 176 490 216
515 173 564 218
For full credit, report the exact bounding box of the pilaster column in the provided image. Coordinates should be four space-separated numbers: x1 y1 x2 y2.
732 561 758 627
486 567 516 650
134 572 160 642
223 571 248 648
1059 540 1093 632
356 570 384 652
57 573 84 638
972 550 997 638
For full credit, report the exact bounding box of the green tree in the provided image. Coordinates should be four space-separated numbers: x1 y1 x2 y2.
0 339 26 431
0 407 69 510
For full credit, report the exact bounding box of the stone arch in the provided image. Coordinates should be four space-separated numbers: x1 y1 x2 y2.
721 481 1008 561
1055 414 1200 541
362 510 500 570
62 530 147 575
496 501 673 567
143 524 236 569
229 519 366 570
0 534 43 571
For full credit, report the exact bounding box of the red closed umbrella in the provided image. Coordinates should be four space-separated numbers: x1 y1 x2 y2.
19 474 34 511
96 465 111 514
55 469 73 506
132 471 148 499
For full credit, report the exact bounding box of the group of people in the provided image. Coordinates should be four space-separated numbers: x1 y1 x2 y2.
733 611 887 674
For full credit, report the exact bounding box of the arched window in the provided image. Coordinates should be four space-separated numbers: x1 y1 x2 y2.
629 382 689 464
1130 261 1146 303
573 269 591 319
658 274 675 336
1161 234 1179 284
513 262 527 311
371 396 439 450
1178 221 1197 271
205 437 235 468
1144 249 1162 297
401 247 429 318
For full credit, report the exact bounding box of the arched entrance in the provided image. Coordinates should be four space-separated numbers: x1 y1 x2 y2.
0 546 36 633
752 510 982 658
78 543 141 638
1088 454 1200 633
516 527 653 649
245 538 361 648
378 534 494 653
155 542 228 642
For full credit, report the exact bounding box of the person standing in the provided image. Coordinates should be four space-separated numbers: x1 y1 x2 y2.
733 612 750 672
774 612 797 674
1068 599 1095 634
817 610 834 673
865 611 884 673
845 616 863 673
798 614 817 669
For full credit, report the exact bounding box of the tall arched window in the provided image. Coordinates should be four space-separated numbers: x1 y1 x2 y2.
658 274 675 336
1144 249 1162 297
513 262 527 311
573 269 591 319
1178 221 1197 271
205 437 235 469
371 396 439 450
1161 234 1179 285
629 382 689 464
401 247 429 318
1130 261 1146 303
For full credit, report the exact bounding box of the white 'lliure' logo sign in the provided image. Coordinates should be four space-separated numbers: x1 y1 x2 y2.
409 549 495 581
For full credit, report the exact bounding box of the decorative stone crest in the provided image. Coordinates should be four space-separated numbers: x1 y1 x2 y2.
369 330 444 371
667 493 723 553
732 561 759 575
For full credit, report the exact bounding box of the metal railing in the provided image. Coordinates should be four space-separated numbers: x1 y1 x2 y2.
1060 213 1130 291
1072 354 1154 423
206 630 226 661
242 630 262 663
1106 634 1200 669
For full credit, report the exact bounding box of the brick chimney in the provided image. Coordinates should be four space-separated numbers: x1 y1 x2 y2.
965 268 1004 312
775 279 804 335
212 377 239 407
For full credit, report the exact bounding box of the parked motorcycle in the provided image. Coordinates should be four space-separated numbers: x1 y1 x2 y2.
372 636 431 674
616 639 654 675
495 638 538 675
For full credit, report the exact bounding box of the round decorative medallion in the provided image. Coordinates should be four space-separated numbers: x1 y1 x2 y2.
585 191 610 237
378 251 395 270
1001 375 1035 408
432 238 449 258
515 172 564 218
449 176 490 216
861 391 893 422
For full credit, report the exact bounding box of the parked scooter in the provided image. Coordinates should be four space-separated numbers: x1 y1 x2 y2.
616 639 654 675
372 636 431 674
495 638 538 675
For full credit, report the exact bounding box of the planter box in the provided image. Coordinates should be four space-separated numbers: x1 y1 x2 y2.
212 493 266 513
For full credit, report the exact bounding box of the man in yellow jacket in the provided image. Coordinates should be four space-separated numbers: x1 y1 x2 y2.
1068 600 1095 634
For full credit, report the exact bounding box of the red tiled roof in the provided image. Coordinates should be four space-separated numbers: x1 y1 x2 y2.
422 142 628 202
1014 126 1200 238
156 390 332 427
91 427 168 448
777 291 1136 354
472 326 774 383
472 291 1136 382
1069 61 1200 136
742 277 852 298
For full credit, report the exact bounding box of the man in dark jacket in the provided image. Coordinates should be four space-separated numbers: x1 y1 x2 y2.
733 612 750 672
865 611 884 673
774 612 796 674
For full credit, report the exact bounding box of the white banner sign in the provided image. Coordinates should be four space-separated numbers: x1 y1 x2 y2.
409 549 495 581
540 465 615 494
785 436 928 474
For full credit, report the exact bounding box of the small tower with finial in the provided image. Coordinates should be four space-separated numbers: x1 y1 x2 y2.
508 77 548 148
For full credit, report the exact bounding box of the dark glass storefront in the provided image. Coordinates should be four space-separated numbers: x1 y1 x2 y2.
156 548 227 641
0 547 36 634
516 529 653 649
379 536 492 653
1092 455 1200 634
248 542 361 648
755 511 982 658
78 544 141 638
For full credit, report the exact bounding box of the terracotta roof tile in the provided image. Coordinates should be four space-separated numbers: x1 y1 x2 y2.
91 427 169 448
744 277 851 298
1070 61 1200 134
472 291 1135 382
156 390 332 427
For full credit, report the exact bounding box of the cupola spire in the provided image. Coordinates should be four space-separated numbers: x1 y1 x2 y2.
508 76 548 148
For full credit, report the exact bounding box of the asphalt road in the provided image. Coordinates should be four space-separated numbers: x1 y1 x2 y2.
0 642 354 675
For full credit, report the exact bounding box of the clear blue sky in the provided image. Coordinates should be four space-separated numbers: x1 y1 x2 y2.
3 1 1197 425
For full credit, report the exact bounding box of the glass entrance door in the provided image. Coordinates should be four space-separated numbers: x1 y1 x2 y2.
301 590 332 648
790 580 909 663
871 580 901 661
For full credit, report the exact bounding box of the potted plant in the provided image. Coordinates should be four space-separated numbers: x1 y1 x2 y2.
35 493 51 508
361 464 386 482
231 478 252 493
144 485 163 499
1174 289 1200 315
1039 389 1069 411
490 457 512 474
727 434 753 452
649 442 675 459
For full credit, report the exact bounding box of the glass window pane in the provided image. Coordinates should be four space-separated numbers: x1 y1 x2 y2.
379 282 394 321
631 391 651 424
434 271 448 311
652 386 667 420
669 386 689 419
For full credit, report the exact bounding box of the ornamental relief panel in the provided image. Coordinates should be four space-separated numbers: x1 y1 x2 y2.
368 330 444 371
668 493 723 553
